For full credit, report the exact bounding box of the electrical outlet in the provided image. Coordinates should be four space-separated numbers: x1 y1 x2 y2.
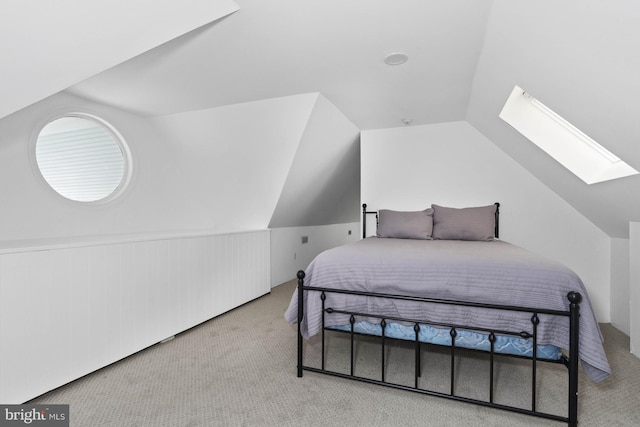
301 236 308 244
348 230 352 235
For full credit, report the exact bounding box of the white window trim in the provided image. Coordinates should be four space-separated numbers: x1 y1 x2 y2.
31 112 133 203
499 85 638 185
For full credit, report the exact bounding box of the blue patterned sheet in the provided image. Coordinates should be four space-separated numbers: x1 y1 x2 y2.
328 321 563 360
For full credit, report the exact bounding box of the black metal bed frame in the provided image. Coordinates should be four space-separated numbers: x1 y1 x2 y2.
296 203 581 426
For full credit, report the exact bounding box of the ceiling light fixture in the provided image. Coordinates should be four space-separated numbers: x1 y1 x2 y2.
384 53 408 65
402 118 412 125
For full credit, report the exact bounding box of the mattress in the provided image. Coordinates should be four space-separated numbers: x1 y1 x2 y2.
327 321 563 360
285 237 611 382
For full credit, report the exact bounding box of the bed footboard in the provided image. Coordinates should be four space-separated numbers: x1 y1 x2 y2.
296 270 580 427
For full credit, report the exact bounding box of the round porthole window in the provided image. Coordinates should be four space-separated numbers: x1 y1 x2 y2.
35 114 131 202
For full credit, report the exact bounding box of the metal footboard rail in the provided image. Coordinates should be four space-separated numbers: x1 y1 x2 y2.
296 271 582 427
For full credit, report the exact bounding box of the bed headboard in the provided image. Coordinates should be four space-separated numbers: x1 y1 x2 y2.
362 202 501 239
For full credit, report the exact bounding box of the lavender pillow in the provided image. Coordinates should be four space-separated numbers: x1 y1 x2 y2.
431 204 497 241
376 209 434 240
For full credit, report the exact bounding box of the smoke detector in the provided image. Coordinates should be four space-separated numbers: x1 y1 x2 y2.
384 53 408 65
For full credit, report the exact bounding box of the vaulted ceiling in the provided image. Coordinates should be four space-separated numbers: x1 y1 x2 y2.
0 0 239 119
67 0 493 129
3 0 640 238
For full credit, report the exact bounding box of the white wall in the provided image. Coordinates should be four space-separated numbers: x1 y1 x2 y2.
149 93 319 232
269 94 361 227
0 90 331 243
630 222 640 355
361 121 611 323
0 91 215 242
148 92 362 288
0 90 346 402
270 222 359 287
0 230 270 403
0 85 365 402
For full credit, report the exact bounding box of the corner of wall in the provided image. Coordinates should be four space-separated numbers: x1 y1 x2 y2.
610 237 630 336
268 94 360 228
629 222 640 354
270 222 360 287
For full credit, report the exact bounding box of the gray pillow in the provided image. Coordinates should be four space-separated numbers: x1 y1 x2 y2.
431 204 497 241
377 209 434 240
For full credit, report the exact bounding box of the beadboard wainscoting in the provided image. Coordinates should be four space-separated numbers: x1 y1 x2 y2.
0 230 270 403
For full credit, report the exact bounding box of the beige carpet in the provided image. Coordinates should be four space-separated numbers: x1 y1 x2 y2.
31 280 640 426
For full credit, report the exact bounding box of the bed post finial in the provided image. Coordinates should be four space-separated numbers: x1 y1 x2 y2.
567 291 582 305
297 270 306 280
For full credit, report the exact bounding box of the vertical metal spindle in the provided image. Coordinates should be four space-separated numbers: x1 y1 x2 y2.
321 292 326 371
531 313 540 412
450 327 457 396
362 204 367 238
381 319 387 382
350 314 356 376
489 332 496 403
414 323 420 388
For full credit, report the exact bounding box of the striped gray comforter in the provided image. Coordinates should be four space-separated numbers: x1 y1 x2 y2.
285 237 611 382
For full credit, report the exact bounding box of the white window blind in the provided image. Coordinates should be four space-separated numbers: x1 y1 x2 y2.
36 117 127 202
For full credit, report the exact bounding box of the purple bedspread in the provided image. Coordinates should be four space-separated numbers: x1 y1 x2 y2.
285 237 611 382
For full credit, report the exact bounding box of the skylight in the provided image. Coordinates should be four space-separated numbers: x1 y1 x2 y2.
499 85 638 185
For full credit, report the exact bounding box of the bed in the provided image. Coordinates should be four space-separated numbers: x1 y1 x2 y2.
285 203 611 426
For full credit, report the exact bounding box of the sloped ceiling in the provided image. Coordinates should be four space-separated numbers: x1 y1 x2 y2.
0 0 239 119
67 0 493 128
4 0 640 237
466 1 640 238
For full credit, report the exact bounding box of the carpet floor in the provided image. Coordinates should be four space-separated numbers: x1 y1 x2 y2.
31 279 640 426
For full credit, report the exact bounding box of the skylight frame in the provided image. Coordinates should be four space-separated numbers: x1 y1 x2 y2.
499 85 638 185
